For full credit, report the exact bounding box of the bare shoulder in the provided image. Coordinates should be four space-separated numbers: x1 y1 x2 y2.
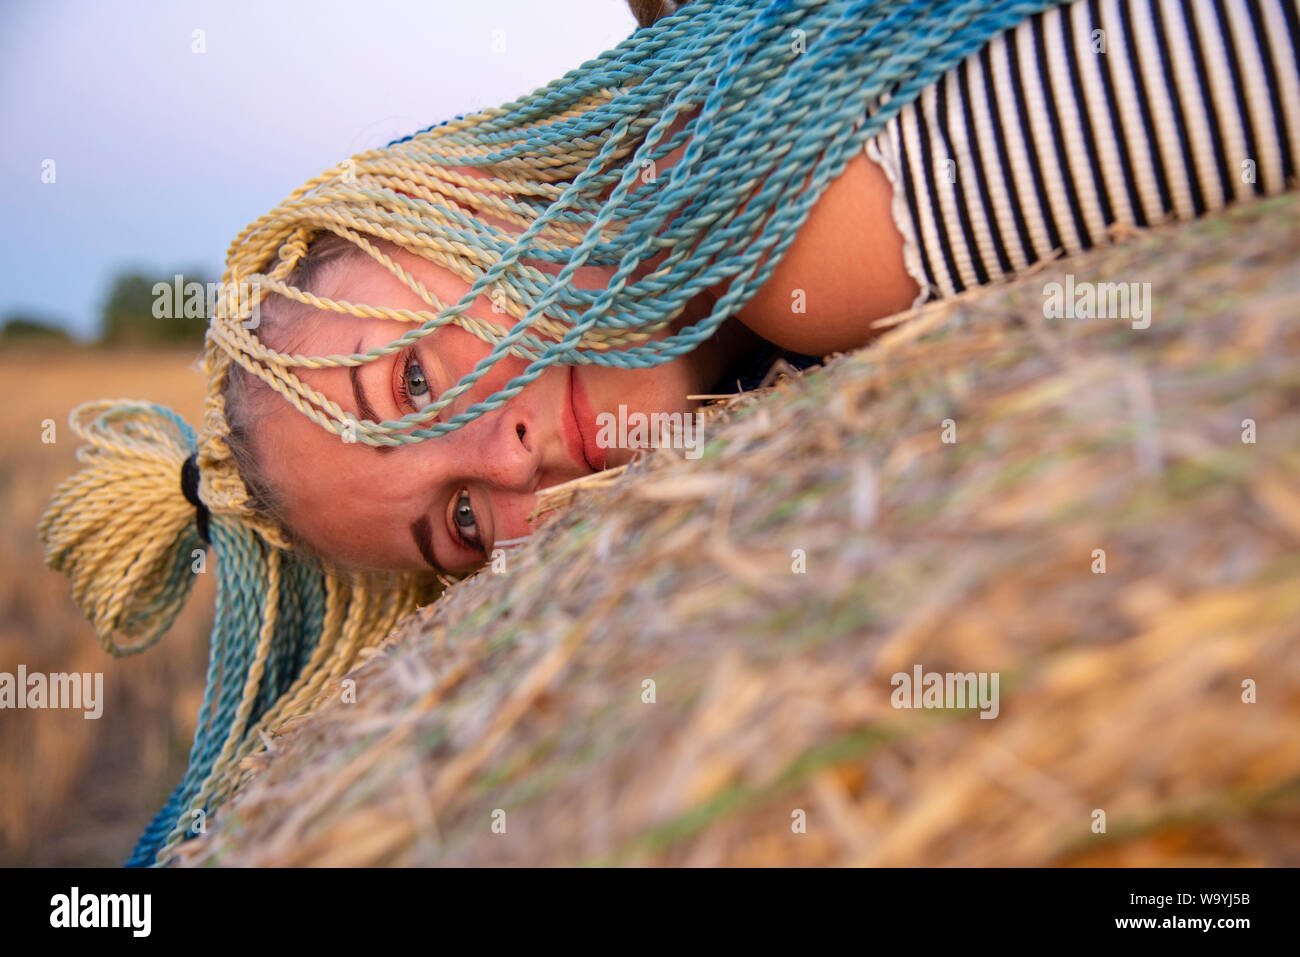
733 149 919 355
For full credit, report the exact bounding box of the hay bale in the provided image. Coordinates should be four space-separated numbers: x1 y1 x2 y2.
177 194 1300 867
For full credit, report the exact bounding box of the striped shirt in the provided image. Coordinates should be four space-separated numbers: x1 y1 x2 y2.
866 0 1300 302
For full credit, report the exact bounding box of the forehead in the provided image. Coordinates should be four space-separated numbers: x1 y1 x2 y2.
280 248 470 357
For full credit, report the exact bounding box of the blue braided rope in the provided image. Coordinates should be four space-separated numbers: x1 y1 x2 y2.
320 0 1068 448
126 526 331 866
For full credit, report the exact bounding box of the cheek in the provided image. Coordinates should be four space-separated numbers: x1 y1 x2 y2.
274 445 363 537
282 459 432 570
262 418 401 549
588 360 696 420
436 324 539 400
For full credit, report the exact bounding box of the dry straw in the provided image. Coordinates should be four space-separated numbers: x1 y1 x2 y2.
177 195 1300 866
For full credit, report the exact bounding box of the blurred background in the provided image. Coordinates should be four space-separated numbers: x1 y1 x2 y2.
0 0 636 866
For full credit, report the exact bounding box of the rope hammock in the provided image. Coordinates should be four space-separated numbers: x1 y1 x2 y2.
38 0 1066 866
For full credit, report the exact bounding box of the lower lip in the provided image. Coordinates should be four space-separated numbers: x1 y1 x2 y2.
567 368 607 472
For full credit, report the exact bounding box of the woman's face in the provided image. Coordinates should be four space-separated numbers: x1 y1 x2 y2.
249 247 729 575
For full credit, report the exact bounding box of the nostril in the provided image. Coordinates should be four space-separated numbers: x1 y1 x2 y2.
516 423 527 445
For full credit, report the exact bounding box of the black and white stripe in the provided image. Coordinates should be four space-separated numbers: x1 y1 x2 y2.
870 0 1300 300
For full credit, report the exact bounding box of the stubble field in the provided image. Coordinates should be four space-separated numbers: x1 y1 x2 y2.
0 348 212 866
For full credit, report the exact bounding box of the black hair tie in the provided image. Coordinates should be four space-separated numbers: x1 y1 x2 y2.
180 453 211 545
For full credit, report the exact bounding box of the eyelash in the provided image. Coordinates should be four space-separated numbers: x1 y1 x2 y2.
395 348 436 415
452 489 484 555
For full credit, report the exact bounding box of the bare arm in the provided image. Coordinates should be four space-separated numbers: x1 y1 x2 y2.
730 149 920 355
619 112 920 356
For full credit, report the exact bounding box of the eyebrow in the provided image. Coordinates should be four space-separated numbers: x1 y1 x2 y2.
410 515 441 572
349 340 396 455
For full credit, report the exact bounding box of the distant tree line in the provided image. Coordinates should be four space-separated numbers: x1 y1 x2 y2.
1 267 218 348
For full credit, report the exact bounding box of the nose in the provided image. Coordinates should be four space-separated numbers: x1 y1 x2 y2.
453 406 539 493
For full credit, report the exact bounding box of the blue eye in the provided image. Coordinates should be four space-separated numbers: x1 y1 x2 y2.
400 352 432 410
453 490 481 546
406 359 429 396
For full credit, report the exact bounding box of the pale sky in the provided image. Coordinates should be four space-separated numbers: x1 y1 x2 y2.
0 0 637 338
